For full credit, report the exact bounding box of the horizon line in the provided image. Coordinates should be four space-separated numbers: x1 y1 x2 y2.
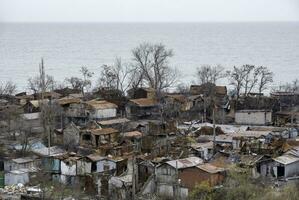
1 20 299 24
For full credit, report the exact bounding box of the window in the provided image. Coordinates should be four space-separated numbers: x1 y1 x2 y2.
82 134 91 141
103 164 110 171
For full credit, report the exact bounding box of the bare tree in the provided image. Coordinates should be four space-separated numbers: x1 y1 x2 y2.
132 42 178 93
98 57 133 94
65 66 93 95
256 66 274 94
196 65 225 85
28 74 55 94
227 66 247 100
0 81 17 95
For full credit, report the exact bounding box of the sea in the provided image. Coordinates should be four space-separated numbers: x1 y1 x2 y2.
0 22 299 91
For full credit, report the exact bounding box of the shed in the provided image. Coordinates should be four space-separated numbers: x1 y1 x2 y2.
235 110 272 125
85 100 118 119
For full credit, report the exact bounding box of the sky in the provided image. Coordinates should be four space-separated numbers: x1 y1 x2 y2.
0 0 299 22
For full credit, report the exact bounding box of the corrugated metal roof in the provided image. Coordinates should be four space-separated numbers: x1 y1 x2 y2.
29 99 49 108
32 146 66 157
58 97 81 105
273 154 299 165
12 157 35 164
123 131 143 138
165 157 203 169
85 100 117 110
98 118 130 125
22 112 40 120
90 128 118 135
129 98 158 107
87 154 105 161
196 163 225 173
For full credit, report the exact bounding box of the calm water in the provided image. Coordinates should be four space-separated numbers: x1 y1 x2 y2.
0 22 299 91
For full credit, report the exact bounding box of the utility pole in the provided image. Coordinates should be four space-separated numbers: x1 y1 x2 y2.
39 59 51 156
213 105 216 155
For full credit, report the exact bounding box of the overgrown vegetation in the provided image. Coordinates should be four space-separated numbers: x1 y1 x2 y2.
190 167 299 200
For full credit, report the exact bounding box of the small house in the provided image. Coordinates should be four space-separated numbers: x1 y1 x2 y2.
5 169 29 186
87 154 127 175
4 157 39 172
98 118 130 130
179 163 225 189
273 147 299 178
126 98 159 119
63 122 80 148
235 110 272 125
127 87 156 99
163 94 192 112
85 100 118 119
80 128 119 148
23 99 48 113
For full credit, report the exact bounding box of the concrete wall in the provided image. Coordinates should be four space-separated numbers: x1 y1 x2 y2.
235 111 272 125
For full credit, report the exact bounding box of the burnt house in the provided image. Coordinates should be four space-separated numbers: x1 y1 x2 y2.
163 94 192 112
23 99 48 113
271 92 299 111
63 122 81 148
80 128 119 148
190 83 227 98
126 98 159 119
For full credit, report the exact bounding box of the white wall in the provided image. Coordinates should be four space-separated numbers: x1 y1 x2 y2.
92 108 116 119
235 111 272 125
96 159 116 173
61 161 76 176
5 172 29 186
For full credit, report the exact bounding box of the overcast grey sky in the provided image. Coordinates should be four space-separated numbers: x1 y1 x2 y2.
0 0 299 22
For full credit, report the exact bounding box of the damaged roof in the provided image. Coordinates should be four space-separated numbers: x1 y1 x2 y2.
32 146 66 157
89 128 118 135
273 154 299 165
98 118 130 125
164 157 203 169
87 154 105 162
12 157 36 164
165 94 188 103
29 99 49 108
129 98 158 107
85 100 118 110
58 97 81 106
196 163 225 173
123 131 143 138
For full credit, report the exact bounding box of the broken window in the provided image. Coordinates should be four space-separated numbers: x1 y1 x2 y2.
82 134 91 141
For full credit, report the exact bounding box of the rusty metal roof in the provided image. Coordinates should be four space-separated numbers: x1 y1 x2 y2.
58 97 81 105
90 128 118 135
129 98 158 107
165 157 203 169
87 153 105 161
196 163 225 173
98 118 130 125
85 100 117 110
123 131 143 138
